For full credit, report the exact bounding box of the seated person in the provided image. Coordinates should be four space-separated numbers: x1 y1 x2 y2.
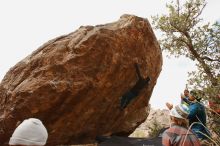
162 104 200 146
187 90 211 140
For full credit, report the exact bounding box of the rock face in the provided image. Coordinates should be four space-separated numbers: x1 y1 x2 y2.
0 14 162 145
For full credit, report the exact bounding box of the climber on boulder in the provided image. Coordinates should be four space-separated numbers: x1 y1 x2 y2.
120 63 150 109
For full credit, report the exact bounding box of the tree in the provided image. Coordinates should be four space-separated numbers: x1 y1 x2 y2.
152 0 219 88
151 0 220 141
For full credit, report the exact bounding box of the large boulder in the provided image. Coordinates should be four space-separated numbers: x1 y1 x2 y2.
0 14 162 145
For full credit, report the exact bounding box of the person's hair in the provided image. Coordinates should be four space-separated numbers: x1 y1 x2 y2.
184 89 189 92
171 116 188 128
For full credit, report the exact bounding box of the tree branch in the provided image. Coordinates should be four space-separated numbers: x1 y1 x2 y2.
177 0 180 16
193 3 206 20
201 56 220 62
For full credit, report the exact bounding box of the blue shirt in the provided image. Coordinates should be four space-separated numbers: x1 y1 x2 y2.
188 102 210 139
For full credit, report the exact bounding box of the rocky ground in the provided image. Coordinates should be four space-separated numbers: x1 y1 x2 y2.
69 108 170 146
60 108 220 145
68 109 218 146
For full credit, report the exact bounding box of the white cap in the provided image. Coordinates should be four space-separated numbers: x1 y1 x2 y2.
9 118 48 146
170 104 189 119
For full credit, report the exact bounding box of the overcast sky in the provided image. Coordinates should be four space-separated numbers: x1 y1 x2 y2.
0 0 219 109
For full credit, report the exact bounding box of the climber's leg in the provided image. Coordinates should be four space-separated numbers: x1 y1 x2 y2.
134 63 142 79
120 91 136 109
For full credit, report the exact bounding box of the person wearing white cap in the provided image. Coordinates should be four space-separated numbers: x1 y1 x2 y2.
9 118 48 146
162 104 200 146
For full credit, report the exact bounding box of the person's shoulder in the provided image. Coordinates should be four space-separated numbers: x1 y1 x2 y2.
189 103 197 109
163 127 175 135
168 125 189 135
163 127 170 133
195 102 204 108
166 125 182 131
